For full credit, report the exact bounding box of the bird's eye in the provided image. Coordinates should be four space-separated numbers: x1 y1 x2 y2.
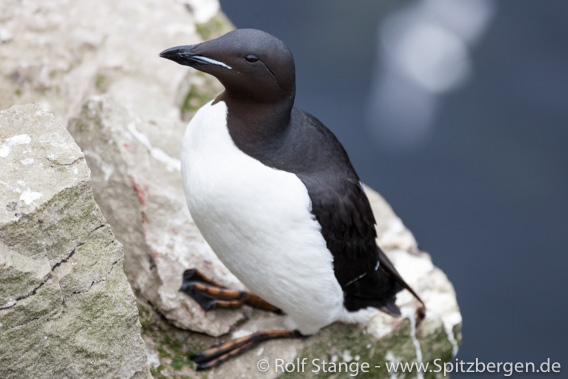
245 55 259 63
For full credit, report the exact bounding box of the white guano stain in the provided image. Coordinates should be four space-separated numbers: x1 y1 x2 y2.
0 134 31 158
127 123 181 172
20 189 43 205
443 311 462 357
145 348 161 369
401 306 424 379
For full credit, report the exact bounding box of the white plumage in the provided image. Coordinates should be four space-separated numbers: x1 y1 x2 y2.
181 100 347 334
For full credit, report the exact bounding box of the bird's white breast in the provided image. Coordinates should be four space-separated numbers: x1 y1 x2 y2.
181 100 344 334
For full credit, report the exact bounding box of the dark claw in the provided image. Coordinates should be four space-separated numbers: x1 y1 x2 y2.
203 300 216 312
182 268 225 287
179 280 193 293
182 268 199 284
190 352 207 363
180 281 217 312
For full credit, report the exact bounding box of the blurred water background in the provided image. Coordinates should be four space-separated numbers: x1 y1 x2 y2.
220 0 568 375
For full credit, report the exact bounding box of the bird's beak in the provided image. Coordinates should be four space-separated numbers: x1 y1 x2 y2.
159 44 232 70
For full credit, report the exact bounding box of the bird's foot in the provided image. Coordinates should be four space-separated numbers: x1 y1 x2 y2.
180 268 283 314
191 329 303 370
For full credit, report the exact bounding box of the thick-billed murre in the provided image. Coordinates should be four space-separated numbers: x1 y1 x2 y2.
160 28 424 370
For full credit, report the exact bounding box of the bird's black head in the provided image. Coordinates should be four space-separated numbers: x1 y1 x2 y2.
160 29 295 104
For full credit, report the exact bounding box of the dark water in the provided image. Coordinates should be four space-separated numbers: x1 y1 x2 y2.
220 0 568 375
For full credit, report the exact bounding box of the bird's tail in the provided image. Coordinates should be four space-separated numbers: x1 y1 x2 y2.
343 247 425 318
377 248 426 317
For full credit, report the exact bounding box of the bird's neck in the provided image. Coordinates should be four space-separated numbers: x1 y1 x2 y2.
218 92 294 143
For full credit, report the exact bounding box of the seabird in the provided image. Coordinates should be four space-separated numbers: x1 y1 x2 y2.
160 28 424 370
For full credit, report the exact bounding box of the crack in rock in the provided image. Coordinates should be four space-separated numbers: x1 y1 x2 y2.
108 257 122 275
71 280 96 296
1 224 115 311
51 243 83 271
5 315 46 332
68 257 123 297
103 239 116 249
45 155 84 166
0 274 52 311
89 224 106 235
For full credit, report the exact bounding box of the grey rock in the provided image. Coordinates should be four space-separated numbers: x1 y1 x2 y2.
0 0 227 124
0 104 150 379
1 0 235 337
69 94 241 336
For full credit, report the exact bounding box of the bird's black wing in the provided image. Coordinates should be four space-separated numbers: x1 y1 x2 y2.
227 105 422 313
288 110 422 312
